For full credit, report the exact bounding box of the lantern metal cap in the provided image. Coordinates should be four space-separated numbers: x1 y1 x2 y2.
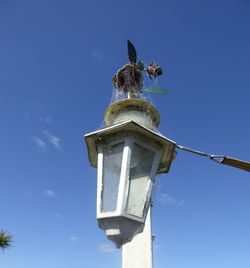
85 120 176 174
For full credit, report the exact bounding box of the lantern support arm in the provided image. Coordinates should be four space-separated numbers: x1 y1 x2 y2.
176 144 250 172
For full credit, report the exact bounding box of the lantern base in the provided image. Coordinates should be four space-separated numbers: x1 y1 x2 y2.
98 216 145 248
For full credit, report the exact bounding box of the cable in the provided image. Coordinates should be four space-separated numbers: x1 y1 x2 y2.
176 144 250 172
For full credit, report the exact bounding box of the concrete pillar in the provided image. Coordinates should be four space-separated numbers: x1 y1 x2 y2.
122 207 153 268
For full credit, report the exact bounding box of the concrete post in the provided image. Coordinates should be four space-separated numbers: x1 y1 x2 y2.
122 207 153 268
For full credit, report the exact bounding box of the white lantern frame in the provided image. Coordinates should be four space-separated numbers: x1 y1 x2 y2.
97 134 161 223
85 120 176 246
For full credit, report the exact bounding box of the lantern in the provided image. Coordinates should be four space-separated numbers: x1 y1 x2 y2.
85 99 176 247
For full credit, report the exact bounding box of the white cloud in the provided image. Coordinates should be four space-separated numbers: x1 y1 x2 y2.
45 116 53 124
156 193 184 206
98 243 117 253
44 189 56 198
43 131 62 150
34 115 44 122
69 236 78 242
91 49 103 62
32 136 47 149
35 115 54 125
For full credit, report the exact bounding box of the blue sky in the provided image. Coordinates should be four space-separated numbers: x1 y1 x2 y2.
0 0 249 267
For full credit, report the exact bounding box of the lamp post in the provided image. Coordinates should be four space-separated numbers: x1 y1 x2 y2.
85 40 176 267
85 97 176 267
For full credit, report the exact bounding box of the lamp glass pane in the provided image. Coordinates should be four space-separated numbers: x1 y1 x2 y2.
126 143 154 218
102 142 124 212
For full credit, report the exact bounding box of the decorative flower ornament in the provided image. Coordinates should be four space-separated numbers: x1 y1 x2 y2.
112 40 170 97
112 64 143 93
146 62 163 79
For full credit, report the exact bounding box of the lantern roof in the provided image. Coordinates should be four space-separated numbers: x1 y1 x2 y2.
85 120 176 174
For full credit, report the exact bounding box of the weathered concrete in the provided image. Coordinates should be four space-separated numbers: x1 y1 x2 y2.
122 207 153 268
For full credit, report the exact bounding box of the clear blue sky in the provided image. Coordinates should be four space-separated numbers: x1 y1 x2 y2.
0 0 249 267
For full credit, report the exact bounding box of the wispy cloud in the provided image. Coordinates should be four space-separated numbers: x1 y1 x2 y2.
44 189 56 198
44 116 53 124
35 115 54 125
98 243 117 253
91 49 103 62
69 236 78 242
32 136 47 149
43 131 62 150
156 193 184 206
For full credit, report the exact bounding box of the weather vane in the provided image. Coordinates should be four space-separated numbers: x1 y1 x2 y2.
112 40 169 98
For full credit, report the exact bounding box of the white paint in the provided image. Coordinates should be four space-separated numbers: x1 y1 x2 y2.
122 207 153 268
116 139 132 215
97 146 103 218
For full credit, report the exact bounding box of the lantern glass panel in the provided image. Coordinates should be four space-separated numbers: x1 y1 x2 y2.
102 142 124 213
125 143 155 218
